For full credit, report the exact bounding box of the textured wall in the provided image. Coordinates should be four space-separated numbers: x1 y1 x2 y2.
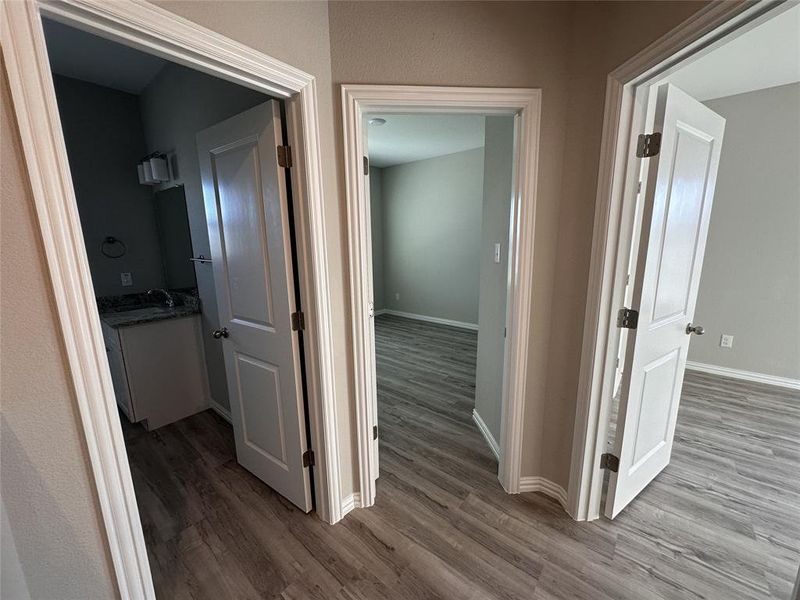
53 75 164 296
475 117 515 442
1 59 119 599
380 149 484 325
688 84 800 380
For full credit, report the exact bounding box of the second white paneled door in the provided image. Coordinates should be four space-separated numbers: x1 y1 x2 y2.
197 101 312 512
606 84 726 518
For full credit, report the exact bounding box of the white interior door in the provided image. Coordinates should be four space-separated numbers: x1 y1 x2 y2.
197 100 312 512
606 84 725 518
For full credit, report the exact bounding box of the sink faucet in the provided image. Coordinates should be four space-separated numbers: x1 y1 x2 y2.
147 288 175 308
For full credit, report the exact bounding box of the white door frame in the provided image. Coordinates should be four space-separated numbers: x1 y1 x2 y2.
341 85 542 508
1 1 342 598
567 0 791 522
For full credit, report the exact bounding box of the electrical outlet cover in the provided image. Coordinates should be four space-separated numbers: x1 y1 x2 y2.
120 272 133 287
720 334 734 348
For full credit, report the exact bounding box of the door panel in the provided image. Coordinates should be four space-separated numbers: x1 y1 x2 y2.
606 84 725 518
650 127 715 323
197 100 312 512
234 353 287 466
213 141 275 328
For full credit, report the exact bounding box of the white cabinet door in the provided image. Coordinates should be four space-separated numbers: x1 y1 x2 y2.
197 101 312 512
606 84 725 518
102 323 134 421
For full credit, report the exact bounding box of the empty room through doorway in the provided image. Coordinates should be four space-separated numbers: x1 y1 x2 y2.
366 113 515 493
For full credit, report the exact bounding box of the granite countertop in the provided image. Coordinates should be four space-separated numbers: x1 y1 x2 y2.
100 304 200 328
98 289 201 329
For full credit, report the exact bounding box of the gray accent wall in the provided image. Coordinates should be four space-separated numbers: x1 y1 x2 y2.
474 117 515 441
378 148 485 325
688 83 800 381
369 166 385 311
53 75 165 296
139 62 269 411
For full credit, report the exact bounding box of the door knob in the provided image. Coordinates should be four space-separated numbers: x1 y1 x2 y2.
212 327 229 339
685 323 705 336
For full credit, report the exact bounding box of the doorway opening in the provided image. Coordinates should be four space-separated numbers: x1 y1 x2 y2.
573 1 799 593
18 7 337 596
366 113 515 505
341 86 543 511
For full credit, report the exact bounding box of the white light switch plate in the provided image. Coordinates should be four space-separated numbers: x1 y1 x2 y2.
720 334 734 348
494 243 502 264
120 272 133 287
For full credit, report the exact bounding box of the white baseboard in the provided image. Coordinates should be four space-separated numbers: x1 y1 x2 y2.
519 476 569 509
374 308 387 316
341 492 362 518
685 361 800 391
380 309 478 331
472 409 500 460
209 399 232 424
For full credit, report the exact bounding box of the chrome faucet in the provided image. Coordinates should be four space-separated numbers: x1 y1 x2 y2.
147 288 175 308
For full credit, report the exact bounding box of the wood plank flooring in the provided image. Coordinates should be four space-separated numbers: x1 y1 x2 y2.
124 314 800 599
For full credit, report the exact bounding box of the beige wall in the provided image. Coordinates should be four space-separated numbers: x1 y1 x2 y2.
329 0 707 488
1 59 119 599
0 3 715 593
688 84 800 380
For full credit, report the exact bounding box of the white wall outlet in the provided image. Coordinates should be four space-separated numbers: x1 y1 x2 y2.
120 272 133 287
720 334 734 348
394 292 400 301
493 242 502 264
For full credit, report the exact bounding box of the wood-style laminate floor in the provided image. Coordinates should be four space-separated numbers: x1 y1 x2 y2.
124 314 800 599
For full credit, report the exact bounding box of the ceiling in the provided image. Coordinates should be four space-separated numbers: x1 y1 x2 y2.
667 3 800 101
43 18 167 94
367 114 486 168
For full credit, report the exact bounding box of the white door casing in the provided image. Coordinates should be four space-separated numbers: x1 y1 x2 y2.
197 100 312 512
606 84 725 518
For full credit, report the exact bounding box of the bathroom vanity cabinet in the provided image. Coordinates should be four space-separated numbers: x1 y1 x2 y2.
101 313 209 430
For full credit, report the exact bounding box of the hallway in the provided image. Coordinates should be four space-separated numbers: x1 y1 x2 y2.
123 315 798 599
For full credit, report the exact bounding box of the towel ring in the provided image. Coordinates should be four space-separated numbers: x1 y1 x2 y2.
101 236 127 259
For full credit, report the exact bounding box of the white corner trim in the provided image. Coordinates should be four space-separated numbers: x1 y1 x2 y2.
3 1 342 597
519 477 569 509
382 310 478 331
472 409 500 460
209 400 232 424
342 84 541 509
340 492 362 518
685 361 800 391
